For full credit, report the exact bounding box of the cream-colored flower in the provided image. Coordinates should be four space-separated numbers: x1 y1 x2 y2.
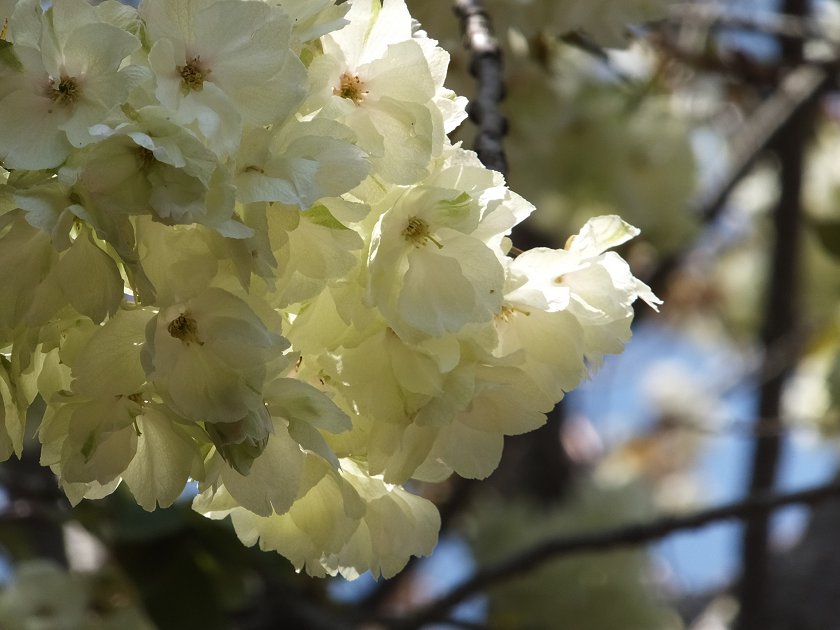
143 0 305 154
0 0 141 168
143 288 289 423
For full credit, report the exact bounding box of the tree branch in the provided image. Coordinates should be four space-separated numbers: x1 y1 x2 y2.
453 0 508 176
382 479 840 630
736 3 814 627
640 61 828 308
691 63 826 223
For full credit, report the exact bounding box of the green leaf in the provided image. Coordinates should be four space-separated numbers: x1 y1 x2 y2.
305 203 348 230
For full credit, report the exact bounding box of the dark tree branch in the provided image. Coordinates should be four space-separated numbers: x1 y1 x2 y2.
764 472 840 630
453 0 508 176
736 2 813 628
381 479 840 630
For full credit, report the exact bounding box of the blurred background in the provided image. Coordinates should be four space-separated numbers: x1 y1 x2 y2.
5 0 840 628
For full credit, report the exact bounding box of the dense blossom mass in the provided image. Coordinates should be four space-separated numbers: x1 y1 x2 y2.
0 0 659 578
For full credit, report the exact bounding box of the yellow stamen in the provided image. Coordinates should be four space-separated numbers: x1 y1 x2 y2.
496 305 531 322
49 76 80 106
402 217 443 249
334 72 367 105
177 56 208 92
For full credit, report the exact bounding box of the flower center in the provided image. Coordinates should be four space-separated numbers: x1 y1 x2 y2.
127 392 144 405
334 72 367 105
402 217 443 249
137 147 156 169
1 17 9 41
178 56 208 93
167 312 203 345
49 76 80 106
496 305 515 322
495 304 530 323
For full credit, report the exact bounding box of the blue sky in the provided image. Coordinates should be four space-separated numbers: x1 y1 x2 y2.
569 322 839 592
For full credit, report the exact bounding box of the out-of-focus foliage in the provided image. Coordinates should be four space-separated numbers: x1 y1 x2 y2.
482 0 673 49
0 560 154 630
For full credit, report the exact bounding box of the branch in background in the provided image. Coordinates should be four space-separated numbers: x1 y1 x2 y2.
691 63 827 222
641 62 828 303
736 2 814 625
764 472 840 630
668 4 817 40
382 479 840 630
453 0 508 176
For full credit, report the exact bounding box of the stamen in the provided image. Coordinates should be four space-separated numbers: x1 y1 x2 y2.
496 305 531 322
49 76 80 106
167 312 203 345
402 217 443 249
137 147 156 169
334 72 367 105
178 56 208 92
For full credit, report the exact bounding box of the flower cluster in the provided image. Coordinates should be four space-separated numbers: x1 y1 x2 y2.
0 0 659 578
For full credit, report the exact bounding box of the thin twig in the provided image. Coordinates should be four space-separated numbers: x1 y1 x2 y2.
453 0 508 176
381 479 840 629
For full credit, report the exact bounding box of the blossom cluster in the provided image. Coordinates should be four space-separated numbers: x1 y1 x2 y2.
0 0 658 578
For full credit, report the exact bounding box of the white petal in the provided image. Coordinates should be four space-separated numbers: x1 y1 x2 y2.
568 215 640 257
220 423 306 517
122 405 203 510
